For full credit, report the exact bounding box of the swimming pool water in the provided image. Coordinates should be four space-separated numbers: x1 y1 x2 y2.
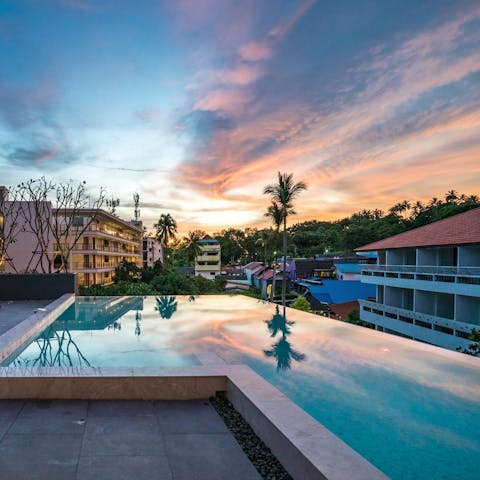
3 295 480 479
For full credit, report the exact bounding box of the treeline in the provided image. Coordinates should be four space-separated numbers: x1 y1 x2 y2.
205 190 479 265
79 261 226 296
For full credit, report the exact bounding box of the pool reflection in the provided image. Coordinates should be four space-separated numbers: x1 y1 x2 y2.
264 306 306 371
155 296 178 319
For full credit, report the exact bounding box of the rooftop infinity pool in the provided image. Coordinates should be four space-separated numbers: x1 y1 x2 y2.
2 295 479 479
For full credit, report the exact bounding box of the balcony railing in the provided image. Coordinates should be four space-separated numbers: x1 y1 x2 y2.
72 245 140 255
71 262 118 270
361 264 480 276
70 225 140 243
359 299 473 333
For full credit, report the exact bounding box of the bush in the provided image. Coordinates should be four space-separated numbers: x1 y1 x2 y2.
346 309 375 329
456 328 480 356
79 281 157 296
113 261 142 282
150 272 200 295
291 296 311 312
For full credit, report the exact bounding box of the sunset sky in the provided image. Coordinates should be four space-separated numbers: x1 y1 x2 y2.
1 0 479 234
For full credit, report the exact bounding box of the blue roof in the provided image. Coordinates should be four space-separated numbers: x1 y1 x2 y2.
198 238 219 244
297 280 375 304
334 263 362 274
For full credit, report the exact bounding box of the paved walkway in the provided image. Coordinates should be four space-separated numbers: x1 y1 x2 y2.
0 300 52 336
0 399 261 480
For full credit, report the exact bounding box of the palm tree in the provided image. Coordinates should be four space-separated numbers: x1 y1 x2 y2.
255 229 272 266
264 172 307 307
154 213 177 249
265 202 283 302
445 190 459 204
182 231 203 266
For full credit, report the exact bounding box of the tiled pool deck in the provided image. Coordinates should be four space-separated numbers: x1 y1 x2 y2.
0 300 52 336
0 399 261 480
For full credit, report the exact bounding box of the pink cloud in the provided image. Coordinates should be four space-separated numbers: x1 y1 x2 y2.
193 89 251 114
238 42 272 61
220 64 263 86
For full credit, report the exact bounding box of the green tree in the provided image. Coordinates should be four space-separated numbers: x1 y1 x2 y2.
114 260 142 282
182 230 204 266
264 172 307 307
154 213 177 249
456 328 480 356
291 296 311 312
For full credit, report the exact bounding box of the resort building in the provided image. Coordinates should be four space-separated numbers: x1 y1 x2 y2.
63 209 142 286
0 188 142 287
142 236 163 268
195 235 221 279
356 207 480 351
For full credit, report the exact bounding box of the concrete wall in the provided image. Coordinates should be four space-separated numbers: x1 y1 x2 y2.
0 274 77 300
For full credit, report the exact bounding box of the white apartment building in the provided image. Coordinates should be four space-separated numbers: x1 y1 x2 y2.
356 207 480 351
195 235 221 279
1 185 142 286
64 209 142 286
143 236 163 268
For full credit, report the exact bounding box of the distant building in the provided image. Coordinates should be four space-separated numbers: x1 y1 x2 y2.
334 263 362 281
0 187 142 287
195 235 221 279
56 209 143 287
296 279 375 316
356 207 480 351
288 259 336 281
143 237 163 268
244 262 264 285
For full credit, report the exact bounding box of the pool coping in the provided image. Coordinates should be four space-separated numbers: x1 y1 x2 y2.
0 293 75 364
0 363 387 480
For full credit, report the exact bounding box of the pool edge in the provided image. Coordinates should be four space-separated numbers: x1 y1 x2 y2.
0 363 388 480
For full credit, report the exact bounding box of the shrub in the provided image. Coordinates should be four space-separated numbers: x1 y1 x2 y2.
79 281 156 296
291 296 311 312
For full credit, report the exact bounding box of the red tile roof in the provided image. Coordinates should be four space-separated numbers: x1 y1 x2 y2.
356 207 480 251
244 262 263 270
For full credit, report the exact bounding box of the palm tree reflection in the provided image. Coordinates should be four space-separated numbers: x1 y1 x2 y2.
264 306 306 371
11 326 91 367
155 296 178 319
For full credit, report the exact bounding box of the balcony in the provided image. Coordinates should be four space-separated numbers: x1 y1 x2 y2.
72 245 140 255
361 264 480 277
71 262 118 272
70 226 140 244
359 299 473 334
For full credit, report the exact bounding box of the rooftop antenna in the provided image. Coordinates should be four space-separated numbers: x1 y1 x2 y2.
133 192 140 221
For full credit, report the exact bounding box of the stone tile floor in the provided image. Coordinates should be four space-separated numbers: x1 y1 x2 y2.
0 300 52 336
0 399 261 480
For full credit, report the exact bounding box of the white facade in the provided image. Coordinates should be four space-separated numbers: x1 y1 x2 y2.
195 238 221 280
359 244 480 351
143 237 163 267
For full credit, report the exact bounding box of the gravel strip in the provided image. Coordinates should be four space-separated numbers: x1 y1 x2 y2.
210 395 293 480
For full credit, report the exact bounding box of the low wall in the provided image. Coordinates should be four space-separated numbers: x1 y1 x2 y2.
0 273 77 300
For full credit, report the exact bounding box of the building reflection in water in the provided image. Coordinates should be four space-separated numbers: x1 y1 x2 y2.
155 296 178 319
134 310 142 337
9 296 144 367
264 305 306 371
